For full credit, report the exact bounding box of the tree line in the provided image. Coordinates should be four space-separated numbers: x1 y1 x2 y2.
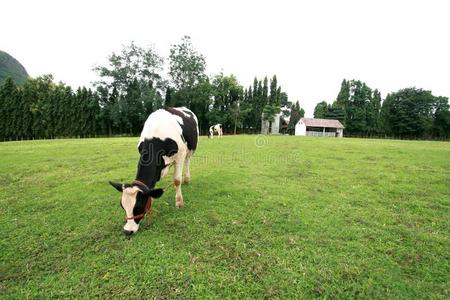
313 79 449 139
0 37 296 140
0 75 99 140
0 36 449 141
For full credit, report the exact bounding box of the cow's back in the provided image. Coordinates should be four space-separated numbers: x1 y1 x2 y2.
139 107 198 152
164 107 198 152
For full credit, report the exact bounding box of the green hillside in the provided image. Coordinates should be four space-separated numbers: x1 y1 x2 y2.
0 50 29 84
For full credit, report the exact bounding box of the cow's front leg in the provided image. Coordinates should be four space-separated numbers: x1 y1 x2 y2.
173 155 185 208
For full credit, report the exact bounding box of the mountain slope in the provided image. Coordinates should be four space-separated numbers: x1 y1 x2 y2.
0 50 29 84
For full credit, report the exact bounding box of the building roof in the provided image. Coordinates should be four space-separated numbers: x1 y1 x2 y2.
299 118 344 129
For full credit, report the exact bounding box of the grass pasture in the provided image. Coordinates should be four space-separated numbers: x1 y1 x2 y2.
0 135 449 298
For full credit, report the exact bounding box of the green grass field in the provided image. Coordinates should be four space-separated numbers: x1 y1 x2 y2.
1 135 449 298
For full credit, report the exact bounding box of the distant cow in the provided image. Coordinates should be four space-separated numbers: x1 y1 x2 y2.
109 107 198 235
208 124 223 138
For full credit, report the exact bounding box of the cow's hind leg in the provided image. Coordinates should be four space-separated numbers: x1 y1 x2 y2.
183 152 192 184
173 154 185 208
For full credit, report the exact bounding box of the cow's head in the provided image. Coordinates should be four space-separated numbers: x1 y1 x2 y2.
109 181 164 235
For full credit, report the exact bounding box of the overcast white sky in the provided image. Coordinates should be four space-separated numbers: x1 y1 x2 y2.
1 0 449 116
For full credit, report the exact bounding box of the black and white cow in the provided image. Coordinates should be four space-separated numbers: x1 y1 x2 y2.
208 124 223 138
109 107 198 235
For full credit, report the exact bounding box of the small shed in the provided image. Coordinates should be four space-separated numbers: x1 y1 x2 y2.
295 118 344 137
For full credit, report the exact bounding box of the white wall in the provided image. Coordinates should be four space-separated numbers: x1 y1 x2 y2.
261 112 282 134
295 121 306 136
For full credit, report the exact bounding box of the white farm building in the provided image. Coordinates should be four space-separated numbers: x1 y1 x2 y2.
295 118 344 137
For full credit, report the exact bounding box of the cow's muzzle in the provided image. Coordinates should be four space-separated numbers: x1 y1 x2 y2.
123 229 135 236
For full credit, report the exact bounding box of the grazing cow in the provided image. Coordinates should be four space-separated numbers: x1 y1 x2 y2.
109 107 198 235
208 124 223 138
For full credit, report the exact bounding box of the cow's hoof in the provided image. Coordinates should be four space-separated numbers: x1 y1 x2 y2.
176 195 184 208
183 177 190 184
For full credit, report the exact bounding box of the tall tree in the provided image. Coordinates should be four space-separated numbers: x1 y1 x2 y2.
209 73 243 130
29 75 54 139
168 36 207 92
380 93 393 136
336 79 350 118
252 78 262 130
94 42 165 135
383 88 437 138
93 41 164 94
288 101 304 134
262 77 269 105
269 75 277 105
368 89 382 134
168 36 210 133
188 80 212 133
280 92 289 107
432 96 450 139
326 102 345 123
333 79 382 135
242 86 254 131
0 78 18 140
314 101 328 118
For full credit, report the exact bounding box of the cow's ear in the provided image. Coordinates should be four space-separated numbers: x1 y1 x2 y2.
109 181 123 192
149 188 164 198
